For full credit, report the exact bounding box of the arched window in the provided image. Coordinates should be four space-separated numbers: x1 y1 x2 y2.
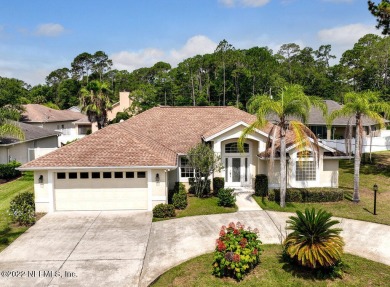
225 142 249 153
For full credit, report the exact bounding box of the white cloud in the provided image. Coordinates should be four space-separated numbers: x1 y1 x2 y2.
35 23 65 37
318 23 381 46
111 35 217 71
219 0 269 8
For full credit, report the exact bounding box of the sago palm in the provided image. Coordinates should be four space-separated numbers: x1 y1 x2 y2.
328 91 390 203
284 208 344 269
239 84 326 207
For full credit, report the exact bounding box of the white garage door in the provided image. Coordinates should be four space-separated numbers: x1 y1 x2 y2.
54 171 148 211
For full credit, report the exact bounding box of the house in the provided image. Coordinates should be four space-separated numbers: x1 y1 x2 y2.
21 104 92 145
267 100 387 140
0 122 59 164
107 91 132 121
19 106 345 213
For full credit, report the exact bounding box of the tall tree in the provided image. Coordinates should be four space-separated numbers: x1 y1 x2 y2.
215 40 235 105
328 91 390 203
239 84 326 207
71 52 93 84
91 51 113 81
80 81 112 129
368 1 390 34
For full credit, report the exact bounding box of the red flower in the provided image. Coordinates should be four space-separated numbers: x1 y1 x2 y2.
253 248 258 255
216 239 226 251
219 229 226 237
228 222 235 229
233 253 240 262
239 238 248 248
233 228 240 235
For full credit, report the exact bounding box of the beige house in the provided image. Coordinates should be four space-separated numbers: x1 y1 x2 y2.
20 106 345 213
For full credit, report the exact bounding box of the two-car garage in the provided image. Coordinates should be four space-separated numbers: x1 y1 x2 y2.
53 171 149 211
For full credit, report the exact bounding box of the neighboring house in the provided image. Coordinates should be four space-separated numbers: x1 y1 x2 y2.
107 91 132 121
21 104 92 146
267 100 388 140
0 122 59 164
20 106 345 213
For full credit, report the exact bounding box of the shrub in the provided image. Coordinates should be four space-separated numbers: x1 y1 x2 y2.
152 204 176 218
0 161 21 180
173 193 188 209
9 192 36 225
268 188 343 203
169 182 187 204
213 177 224 195
212 222 262 280
254 174 268 197
283 208 344 270
188 178 210 197
217 188 236 207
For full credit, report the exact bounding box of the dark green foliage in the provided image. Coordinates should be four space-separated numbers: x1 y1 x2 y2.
217 188 236 207
212 177 224 195
268 188 344 203
212 222 262 280
152 203 175 218
368 1 390 35
173 193 188 210
174 182 186 194
188 178 211 197
254 174 268 197
9 192 36 225
0 161 21 180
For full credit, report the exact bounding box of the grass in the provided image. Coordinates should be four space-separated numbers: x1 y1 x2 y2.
254 151 390 226
151 244 390 287
153 195 238 222
0 172 34 252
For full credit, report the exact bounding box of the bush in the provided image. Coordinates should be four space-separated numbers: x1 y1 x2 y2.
213 177 224 195
0 161 21 180
152 203 176 218
212 222 262 280
217 188 236 207
188 178 210 197
283 208 344 271
173 193 188 209
268 188 344 203
254 174 268 197
9 192 36 225
169 182 187 204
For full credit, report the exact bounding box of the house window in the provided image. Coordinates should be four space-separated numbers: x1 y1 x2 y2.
69 172 77 179
137 172 146 178
126 172 135 178
180 158 194 178
296 161 316 181
225 142 249 153
103 172 112 179
57 173 66 179
114 172 123 178
80 172 89 179
92 172 100 179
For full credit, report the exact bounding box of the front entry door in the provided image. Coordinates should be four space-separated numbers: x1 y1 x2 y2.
225 157 249 187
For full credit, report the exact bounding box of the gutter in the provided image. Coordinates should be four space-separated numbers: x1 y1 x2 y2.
18 165 178 171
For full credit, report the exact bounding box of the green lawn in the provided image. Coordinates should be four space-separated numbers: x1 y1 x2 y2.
254 151 390 226
0 172 34 251
152 244 390 287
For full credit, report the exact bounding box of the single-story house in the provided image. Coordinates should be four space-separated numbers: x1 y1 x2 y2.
20 106 345 213
0 122 59 164
21 104 92 145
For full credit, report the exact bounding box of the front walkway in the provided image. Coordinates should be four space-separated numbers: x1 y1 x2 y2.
140 210 390 287
233 188 262 211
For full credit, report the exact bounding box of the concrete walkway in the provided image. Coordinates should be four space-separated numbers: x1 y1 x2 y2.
233 188 262 211
140 210 390 287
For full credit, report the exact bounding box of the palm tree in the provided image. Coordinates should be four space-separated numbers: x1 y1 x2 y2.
0 107 24 142
328 91 390 203
239 84 326 207
284 208 344 269
80 80 112 130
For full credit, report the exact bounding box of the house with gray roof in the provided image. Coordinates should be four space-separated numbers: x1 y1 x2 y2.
20 106 346 213
0 122 59 164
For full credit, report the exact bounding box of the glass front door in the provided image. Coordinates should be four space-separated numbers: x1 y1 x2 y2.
225 157 250 187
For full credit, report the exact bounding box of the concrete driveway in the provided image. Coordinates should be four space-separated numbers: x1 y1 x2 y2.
0 211 152 287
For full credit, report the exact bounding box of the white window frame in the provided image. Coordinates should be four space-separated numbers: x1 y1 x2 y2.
179 157 195 181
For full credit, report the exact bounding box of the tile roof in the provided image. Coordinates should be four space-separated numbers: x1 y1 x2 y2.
20 106 270 169
22 104 85 123
0 121 59 145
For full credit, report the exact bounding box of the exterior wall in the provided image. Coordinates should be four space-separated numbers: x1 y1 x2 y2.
107 92 132 121
0 136 58 164
321 159 339 187
34 171 50 213
150 169 168 207
168 169 178 190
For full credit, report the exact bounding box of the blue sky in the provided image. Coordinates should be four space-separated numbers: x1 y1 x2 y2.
0 0 381 86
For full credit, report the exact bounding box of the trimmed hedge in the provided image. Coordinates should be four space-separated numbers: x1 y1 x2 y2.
213 177 224 194
172 182 188 210
217 188 236 207
254 174 268 197
0 161 21 180
268 188 344 203
9 192 36 225
153 203 176 218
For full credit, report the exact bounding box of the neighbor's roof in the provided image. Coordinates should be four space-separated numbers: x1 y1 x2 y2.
20 106 271 169
267 100 384 126
22 104 85 123
73 116 92 125
0 121 59 145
